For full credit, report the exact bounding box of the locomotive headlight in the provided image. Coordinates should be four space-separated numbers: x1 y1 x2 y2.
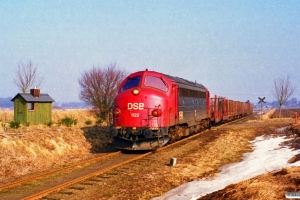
114 108 121 117
132 88 139 95
151 109 162 117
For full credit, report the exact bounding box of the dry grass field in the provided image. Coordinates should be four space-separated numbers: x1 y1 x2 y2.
0 108 112 184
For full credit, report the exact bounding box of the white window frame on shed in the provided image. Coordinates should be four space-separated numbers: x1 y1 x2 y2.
28 102 35 111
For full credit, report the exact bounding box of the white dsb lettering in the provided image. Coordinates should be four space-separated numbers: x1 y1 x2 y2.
128 103 144 110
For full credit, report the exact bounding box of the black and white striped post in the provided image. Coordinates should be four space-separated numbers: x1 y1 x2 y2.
258 97 266 120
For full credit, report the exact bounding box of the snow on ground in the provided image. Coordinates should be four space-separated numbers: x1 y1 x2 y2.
153 135 300 200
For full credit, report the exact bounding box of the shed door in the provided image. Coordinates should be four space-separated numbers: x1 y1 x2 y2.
15 100 25 122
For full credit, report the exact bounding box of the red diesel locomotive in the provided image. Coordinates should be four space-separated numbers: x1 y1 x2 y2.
111 69 253 150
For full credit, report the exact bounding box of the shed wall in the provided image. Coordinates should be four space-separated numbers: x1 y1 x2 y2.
14 96 27 124
27 103 52 124
13 96 52 125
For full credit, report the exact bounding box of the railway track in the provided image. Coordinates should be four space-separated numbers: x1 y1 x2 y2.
0 151 121 191
0 151 145 200
0 115 253 200
18 135 203 200
21 152 152 200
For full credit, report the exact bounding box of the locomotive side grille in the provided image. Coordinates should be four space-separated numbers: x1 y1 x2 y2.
179 88 206 98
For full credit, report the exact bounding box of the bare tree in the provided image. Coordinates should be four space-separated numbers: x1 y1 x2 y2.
78 63 127 124
272 75 296 118
13 60 44 93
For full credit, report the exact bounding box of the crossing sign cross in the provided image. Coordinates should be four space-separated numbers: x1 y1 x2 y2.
258 97 266 120
258 97 266 104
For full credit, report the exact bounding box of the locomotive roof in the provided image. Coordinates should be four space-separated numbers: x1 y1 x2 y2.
162 73 207 92
132 70 207 92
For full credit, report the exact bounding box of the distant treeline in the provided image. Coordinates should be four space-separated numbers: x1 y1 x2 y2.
0 97 89 109
53 102 90 109
254 98 300 109
0 97 13 108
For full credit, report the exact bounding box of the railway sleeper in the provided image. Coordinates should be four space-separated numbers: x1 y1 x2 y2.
69 186 85 190
106 172 119 175
97 175 110 179
58 190 74 195
80 182 94 185
88 178 102 182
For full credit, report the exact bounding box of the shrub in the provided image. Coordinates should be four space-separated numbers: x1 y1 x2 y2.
85 119 92 125
96 118 104 124
46 121 53 127
60 117 78 127
9 121 20 129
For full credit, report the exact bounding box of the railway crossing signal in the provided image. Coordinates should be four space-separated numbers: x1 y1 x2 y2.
258 97 266 120
258 97 266 104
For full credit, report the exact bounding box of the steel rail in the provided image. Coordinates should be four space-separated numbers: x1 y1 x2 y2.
22 151 152 200
0 151 121 191
156 129 209 152
219 114 254 126
157 114 253 152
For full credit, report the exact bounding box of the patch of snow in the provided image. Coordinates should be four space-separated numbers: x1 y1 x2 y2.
152 136 300 200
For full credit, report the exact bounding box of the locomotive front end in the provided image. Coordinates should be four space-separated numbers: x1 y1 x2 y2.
112 71 173 150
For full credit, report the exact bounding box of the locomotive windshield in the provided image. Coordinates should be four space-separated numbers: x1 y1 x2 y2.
121 75 141 92
144 75 168 92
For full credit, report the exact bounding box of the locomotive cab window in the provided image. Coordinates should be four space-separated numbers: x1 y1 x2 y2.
121 75 141 92
144 76 168 92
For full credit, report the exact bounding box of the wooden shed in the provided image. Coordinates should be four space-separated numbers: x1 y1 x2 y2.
11 88 55 125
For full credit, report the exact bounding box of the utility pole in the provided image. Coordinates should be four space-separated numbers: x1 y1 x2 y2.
258 97 266 120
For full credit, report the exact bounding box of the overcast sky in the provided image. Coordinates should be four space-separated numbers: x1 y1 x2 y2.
1 1 299 103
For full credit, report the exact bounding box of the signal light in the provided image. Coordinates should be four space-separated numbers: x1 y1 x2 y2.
114 108 121 117
151 109 162 117
132 88 139 95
